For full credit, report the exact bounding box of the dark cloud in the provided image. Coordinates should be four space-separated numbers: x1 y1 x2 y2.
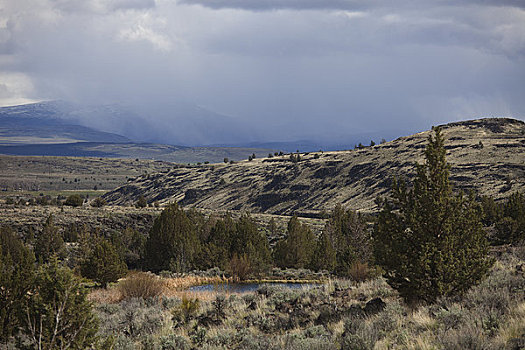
0 0 523 144
180 0 525 11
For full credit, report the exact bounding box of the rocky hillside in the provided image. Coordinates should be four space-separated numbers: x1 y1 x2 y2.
103 118 525 215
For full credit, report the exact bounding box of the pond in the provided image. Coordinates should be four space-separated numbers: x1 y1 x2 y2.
187 282 321 294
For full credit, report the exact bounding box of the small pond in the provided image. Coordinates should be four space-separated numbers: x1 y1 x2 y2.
187 282 321 294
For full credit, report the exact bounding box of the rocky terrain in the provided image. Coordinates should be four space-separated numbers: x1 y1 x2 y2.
103 118 525 215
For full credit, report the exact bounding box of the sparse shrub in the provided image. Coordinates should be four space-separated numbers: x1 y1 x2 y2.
159 334 191 350
348 261 372 282
172 296 200 326
135 195 147 208
90 196 106 207
118 272 165 300
229 253 252 281
5 197 14 205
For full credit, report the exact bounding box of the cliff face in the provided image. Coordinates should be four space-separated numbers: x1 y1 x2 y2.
103 118 525 215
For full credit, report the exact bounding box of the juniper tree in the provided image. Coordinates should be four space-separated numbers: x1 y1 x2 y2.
34 214 66 263
144 203 200 272
310 230 336 272
80 238 127 288
273 216 316 269
324 205 371 276
23 258 99 350
0 227 35 345
374 127 493 303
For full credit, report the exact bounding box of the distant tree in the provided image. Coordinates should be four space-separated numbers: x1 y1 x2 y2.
144 203 200 272
90 196 106 208
273 216 316 269
80 238 127 288
223 157 229 163
324 205 371 276
136 195 147 208
206 215 235 270
494 191 525 244
310 230 336 272
231 214 271 276
0 227 35 345
34 214 66 263
111 227 146 269
268 153 273 158
370 140 376 147
23 258 99 350
380 138 387 144
64 194 83 207
374 127 493 303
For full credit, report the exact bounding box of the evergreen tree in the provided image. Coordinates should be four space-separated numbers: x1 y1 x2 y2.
310 230 336 272
206 215 235 270
80 238 127 288
273 216 316 269
34 214 66 263
231 214 271 275
144 203 200 272
0 227 35 345
111 227 146 270
374 127 493 303
23 258 99 349
324 205 371 276
497 191 525 244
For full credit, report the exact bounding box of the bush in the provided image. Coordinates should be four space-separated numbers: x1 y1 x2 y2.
136 195 147 208
118 272 165 300
64 194 84 207
90 196 106 207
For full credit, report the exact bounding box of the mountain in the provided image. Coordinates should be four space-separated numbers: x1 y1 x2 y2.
0 101 276 163
0 100 254 146
0 102 131 144
103 118 525 215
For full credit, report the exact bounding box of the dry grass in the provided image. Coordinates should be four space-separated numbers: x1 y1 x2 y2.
163 275 232 293
87 286 121 304
118 272 165 300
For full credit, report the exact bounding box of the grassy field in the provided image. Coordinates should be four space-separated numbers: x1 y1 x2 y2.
86 247 525 349
0 154 175 194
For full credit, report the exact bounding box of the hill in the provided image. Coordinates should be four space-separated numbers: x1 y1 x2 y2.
103 118 525 215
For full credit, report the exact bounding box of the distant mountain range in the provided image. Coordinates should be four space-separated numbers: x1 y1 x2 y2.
0 101 276 163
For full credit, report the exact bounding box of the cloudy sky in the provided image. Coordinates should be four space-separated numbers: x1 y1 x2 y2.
1 0 524 143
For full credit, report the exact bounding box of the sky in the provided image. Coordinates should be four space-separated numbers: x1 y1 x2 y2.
1 0 524 144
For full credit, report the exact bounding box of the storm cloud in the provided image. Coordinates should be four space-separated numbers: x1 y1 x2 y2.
0 0 524 145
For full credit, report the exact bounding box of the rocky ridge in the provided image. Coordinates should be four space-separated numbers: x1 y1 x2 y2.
103 118 525 215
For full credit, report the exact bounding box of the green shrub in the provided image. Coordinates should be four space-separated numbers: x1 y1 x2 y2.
64 194 83 207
